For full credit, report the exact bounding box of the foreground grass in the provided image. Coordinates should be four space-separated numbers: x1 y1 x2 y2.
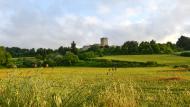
0 67 190 107
98 55 190 66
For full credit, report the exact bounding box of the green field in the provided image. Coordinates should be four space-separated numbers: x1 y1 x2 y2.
0 55 190 107
98 54 190 66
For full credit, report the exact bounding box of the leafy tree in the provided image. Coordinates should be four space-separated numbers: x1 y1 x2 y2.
113 46 122 55
63 52 79 65
88 44 103 56
36 48 47 60
139 41 153 54
103 46 120 55
122 41 139 54
58 46 70 55
166 42 178 52
29 48 36 56
176 36 190 50
180 52 190 57
79 51 96 60
45 53 63 66
0 47 12 66
159 44 173 54
150 40 160 54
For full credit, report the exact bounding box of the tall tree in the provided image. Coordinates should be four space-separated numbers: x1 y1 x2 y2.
122 41 139 54
150 40 160 54
58 46 70 55
71 41 78 55
176 36 190 50
63 51 79 65
36 48 47 60
139 41 153 54
0 46 12 66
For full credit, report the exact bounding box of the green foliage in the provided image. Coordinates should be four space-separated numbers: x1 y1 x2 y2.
13 57 42 68
63 52 79 65
176 35 190 50
122 41 139 54
36 48 48 60
0 47 7 65
71 41 78 55
180 52 190 57
45 53 63 66
150 40 161 54
75 59 161 67
5 39 180 60
139 41 153 54
57 46 70 55
78 51 96 60
0 47 12 66
6 47 36 58
159 44 173 54
173 64 189 68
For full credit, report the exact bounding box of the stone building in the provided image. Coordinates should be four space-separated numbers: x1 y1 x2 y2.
81 37 109 51
101 37 108 47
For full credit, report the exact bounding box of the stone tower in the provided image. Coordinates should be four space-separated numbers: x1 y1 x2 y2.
101 37 108 47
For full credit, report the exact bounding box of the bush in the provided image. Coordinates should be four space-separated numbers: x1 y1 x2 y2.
79 51 96 60
14 57 42 68
173 65 189 68
75 59 161 67
180 52 190 57
146 61 158 66
6 62 16 68
63 52 79 65
45 53 63 66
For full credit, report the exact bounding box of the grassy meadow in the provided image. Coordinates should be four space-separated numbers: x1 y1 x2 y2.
98 54 190 66
0 55 190 107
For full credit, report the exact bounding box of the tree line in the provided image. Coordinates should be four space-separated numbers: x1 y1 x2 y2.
0 35 189 68
5 35 190 58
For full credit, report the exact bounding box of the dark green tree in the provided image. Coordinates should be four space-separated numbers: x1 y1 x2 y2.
71 41 78 55
79 51 96 60
63 52 79 65
58 46 70 55
150 40 160 54
45 53 63 66
139 41 153 54
36 48 47 60
176 36 190 50
122 41 139 54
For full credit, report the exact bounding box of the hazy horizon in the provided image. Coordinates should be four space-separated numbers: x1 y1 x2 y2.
0 0 190 48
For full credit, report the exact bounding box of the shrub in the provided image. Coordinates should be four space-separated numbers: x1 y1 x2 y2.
63 52 79 65
173 65 189 68
79 51 96 60
180 52 190 57
75 59 161 67
14 57 42 68
45 53 63 66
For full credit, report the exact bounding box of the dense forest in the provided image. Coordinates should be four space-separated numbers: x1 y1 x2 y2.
0 35 190 68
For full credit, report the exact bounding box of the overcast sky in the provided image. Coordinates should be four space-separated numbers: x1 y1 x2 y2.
0 0 190 48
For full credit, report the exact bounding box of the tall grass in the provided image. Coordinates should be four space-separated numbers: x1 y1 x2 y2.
0 68 190 107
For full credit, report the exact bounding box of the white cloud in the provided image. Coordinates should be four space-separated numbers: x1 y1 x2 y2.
97 4 111 15
0 0 190 48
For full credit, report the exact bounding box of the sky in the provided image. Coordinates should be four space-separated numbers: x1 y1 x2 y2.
0 0 190 48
